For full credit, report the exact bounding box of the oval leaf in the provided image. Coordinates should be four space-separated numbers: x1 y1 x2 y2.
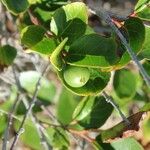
19 71 56 102
0 45 17 71
72 96 113 129
2 0 29 15
21 25 46 48
50 2 88 44
65 34 119 68
57 88 79 125
14 119 42 150
113 69 137 99
115 17 145 67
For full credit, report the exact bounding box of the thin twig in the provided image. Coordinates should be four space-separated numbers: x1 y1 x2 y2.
2 65 21 150
40 105 85 149
68 129 94 143
10 63 49 150
89 7 150 87
40 105 57 121
22 97 52 150
31 114 52 150
107 11 127 21
102 91 130 125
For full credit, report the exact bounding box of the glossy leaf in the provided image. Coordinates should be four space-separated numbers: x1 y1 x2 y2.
30 37 57 55
50 2 88 44
72 96 113 129
135 0 150 21
73 96 95 121
19 71 56 102
46 127 70 149
14 119 42 150
21 25 46 47
0 45 17 71
65 34 119 68
115 17 145 67
50 37 68 71
2 0 29 15
125 17 145 52
139 26 150 60
57 68 110 96
113 69 137 99
57 88 79 125
21 25 56 55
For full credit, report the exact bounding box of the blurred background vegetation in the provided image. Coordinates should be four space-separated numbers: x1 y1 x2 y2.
0 0 150 150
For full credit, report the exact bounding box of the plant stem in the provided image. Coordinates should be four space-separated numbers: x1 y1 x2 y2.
2 65 21 150
102 91 130 125
89 8 150 87
31 114 52 150
10 63 49 150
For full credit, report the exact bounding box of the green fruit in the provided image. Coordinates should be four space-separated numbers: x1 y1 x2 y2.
63 66 90 88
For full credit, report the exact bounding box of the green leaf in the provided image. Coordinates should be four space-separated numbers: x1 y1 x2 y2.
16 96 47 115
73 96 95 121
19 71 56 102
65 34 119 68
30 37 57 55
33 7 53 28
21 25 46 48
72 96 113 129
143 60 150 76
14 119 42 150
50 2 88 44
142 115 150 141
0 45 17 71
135 0 150 21
110 138 144 150
115 17 145 67
21 25 57 54
62 2 88 23
95 137 143 150
28 0 41 4
125 17 145 52
57 88 79 125
50 37 68 71
140 102 150 112
139 26 150 60
2 0 29 15
0 113 7 137
57 68 110 96
46 127 70 149
113 69 137 99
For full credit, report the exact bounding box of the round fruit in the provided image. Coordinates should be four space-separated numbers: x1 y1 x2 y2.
63 66 90 88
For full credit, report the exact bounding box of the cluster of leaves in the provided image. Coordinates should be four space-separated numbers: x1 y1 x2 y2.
0 0 150 149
